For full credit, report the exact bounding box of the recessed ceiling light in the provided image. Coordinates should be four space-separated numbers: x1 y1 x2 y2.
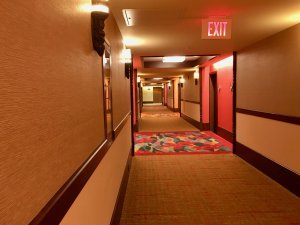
162 56 186 63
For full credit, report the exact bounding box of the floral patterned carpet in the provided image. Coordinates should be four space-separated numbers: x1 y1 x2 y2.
141 112 180 118
135 131 232 155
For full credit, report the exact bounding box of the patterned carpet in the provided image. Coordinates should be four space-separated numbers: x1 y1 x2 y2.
141 112 180 118
120 155 300 225
135 131 232 155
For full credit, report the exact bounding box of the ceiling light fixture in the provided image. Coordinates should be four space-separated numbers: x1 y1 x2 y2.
153 78 163 80
162 56 186 63
122 9 133 26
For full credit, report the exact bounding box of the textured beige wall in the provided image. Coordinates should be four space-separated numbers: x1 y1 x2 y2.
59 13 131 225
167 81 174 108
105 16 131 128
237 113 300 174
181 101 200 122
168 98 174 108
237 24 300 117
0 1 107 224
60 119 132 225
181 72 200 102
236 24 300 174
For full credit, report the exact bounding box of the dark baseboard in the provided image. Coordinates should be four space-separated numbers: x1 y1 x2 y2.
217 127 233 143
236 142 300 197
143 101 154 104
167 106 174 111
181 113 201 129
202 123 210 130
174 108 180 112
133 123 138 132
110 151 132 225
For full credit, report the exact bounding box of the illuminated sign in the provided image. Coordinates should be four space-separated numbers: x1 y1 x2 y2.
202 18 232 39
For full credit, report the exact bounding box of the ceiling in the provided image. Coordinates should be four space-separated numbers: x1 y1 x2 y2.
108 0 300 56
108 0 299 82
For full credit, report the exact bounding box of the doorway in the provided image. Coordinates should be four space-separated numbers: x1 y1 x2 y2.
153 87 163 104
178 83 181 115
209 72 218 133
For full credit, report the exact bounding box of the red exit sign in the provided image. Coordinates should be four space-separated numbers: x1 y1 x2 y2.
202 18 232 39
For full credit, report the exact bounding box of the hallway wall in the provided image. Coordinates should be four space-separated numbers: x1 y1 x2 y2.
236 24 300 174
201 55 233 133
0 1 131 225
167 81 174 109
181 72 201 122
173 78 179 110
105 16 131 128
60 119 131 225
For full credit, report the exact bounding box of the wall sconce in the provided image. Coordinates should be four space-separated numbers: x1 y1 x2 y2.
179 77 184 88
122 49 132 79
168 82 171 89
194 70 199 85
122 49 132 63
137 76 141 88
91 3 109 56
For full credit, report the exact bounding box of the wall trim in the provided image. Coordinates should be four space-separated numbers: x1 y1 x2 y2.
114 112 131 138
181 113 201 129
233 52 237 154
110 150 132 225
29 113 132 225
217 127 233 143
236 108 300 125
133 124 138 132
181 99 201 105
202 123 210 130
236 142 300 197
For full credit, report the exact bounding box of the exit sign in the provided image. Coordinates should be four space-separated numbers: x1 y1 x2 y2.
202 18 232 39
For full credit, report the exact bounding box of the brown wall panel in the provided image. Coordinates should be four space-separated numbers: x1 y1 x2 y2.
0 1 105 224
237 24 300 117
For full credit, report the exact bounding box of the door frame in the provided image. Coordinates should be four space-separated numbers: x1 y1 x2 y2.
209 71 218 133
